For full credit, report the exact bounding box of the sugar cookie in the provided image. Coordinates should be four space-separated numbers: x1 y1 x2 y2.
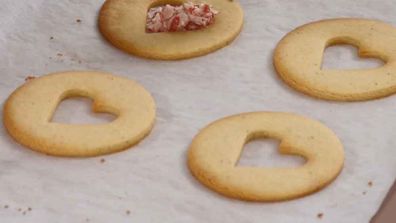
188 112 344 201
274 18 396 101
99 0 244 60
3 71 156 157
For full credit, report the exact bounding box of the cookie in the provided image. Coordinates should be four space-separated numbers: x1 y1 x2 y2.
98 0 244 60
3 71 156 157
188 112 344 201
274 18 396 101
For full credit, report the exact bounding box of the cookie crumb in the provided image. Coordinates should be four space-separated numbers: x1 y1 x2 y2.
100 158 106 163
22 211 26 215
57 53 63 57
76 19 82 23
17 208 22 212
126 210 131 215
28 207 32 211
362 191 367 195
78 60 82 64
368 181 373 187
317 213 324 219
25 76 36 82
50 36 54 40
86 218 90 222
4 205 9 209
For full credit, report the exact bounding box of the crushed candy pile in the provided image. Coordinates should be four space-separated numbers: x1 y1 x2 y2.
146 2 218 33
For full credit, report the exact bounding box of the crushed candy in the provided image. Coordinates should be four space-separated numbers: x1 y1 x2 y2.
146 2 218 33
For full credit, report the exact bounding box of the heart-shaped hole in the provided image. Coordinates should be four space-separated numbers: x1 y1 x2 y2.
51 97 116 124
322 44 385 70
237 138 306 168
146 0 218 33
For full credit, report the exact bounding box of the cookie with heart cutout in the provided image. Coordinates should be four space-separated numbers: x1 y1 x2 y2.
99 0 244 60
3 71 156 157
274 18 396 101
188 112 344 201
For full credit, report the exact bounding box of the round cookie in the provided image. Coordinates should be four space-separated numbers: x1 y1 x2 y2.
188 112 344 201
99 0 244 60
3 71 156 157
274 18 396 101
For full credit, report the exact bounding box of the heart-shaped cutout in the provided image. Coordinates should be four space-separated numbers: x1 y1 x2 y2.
146 2 218 33
237 138 306 168
322 44 384 70
51 97 116 124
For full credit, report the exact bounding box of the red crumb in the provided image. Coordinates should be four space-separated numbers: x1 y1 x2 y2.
25 76 36 82
169 16 180 32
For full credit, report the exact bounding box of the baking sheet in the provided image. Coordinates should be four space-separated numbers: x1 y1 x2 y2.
372 181 396 223
1 0 396 222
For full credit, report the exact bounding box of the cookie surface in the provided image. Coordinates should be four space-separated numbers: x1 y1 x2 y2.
99 0 244 60
188 112 344 201
274 18 396 101
3 71 156 157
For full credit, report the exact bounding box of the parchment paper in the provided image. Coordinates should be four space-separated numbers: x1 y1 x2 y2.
0 0 395 222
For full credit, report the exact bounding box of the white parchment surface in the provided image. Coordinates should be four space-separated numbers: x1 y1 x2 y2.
0 0 395 222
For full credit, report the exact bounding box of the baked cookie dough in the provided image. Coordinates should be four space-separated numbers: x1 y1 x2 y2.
274 18 396 101
99 0 244 60
3 71 156 157
188 112 344 201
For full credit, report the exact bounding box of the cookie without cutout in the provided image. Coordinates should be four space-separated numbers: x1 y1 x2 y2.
3 71 156 157
99 0 244 60
188 112 344 201
274 18 396 101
